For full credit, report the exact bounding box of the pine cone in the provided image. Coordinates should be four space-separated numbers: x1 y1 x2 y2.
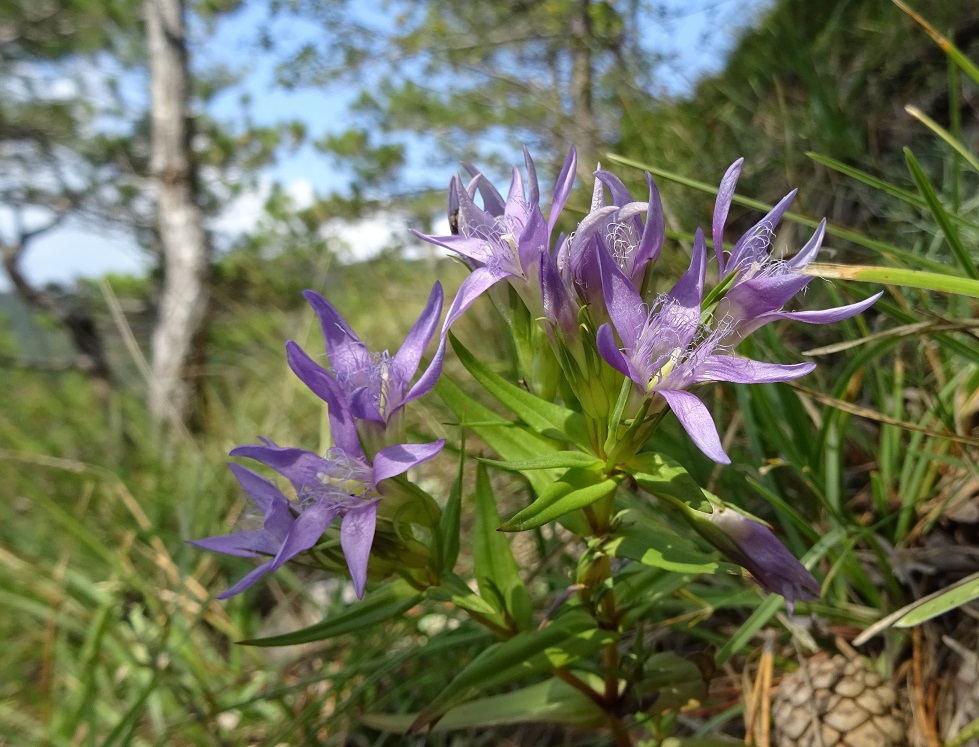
773 654 906 747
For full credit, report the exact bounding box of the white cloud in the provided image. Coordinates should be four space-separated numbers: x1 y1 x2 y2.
325 212 407 262
208 178 272 240
208 176 316 245
286 178 315 210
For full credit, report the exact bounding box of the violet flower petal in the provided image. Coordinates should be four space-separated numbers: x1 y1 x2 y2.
547 146 577 239
517 206 547 274
190 532 266 559
667 229 707 312
230 440 367 496
712 159 744 269
540 246 577 337
595 323 631 377
634 172 665 276
442 265 511 333
285 341 367 449
657 389 731 464
733 292 884 340
692 356 816 385
404 334 447 405
787 219 827 271
373 440 446 483
392 282 443 384
301 290 362 370
727 189 797 270
216 560 277 600
227 463 284 515
269 500 342 571
522 146 540 206
597 243 645 350
341 502 378 599
707 509 820 614
720 274 814 320
470 171 507 215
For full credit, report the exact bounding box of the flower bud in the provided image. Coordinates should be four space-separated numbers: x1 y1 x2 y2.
687 507 819 614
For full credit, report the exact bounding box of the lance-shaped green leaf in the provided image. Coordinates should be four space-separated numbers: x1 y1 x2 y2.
361 676 606 733
435 375 560 497
239 579 423 646
438 431 466 574
409 611 614 731
626 453 713 513
436 375 592 536
449 333 591 449
807 152 923 207
854 570 979 644
480 451 602 472
606 515 718 574
427 573 504 620
473 463 533 630
500 468 620 532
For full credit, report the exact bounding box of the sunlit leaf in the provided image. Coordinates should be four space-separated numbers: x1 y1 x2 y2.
450 333 590 448
626 452 713 513
360 676 605 733
427 573 502 619
239 580 423 646
803 264 979 298
480 451 602 471
607 516 718 574
500 468 619 531
473 463 533 630
854 571 979 643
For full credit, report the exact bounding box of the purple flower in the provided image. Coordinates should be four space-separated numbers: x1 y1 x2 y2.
557 169 665 312
710 159 882 342
288 283 445 427
190 464 297 599
195 363 444 599
595 230 814 463
700 507 820 614
195 435 445 600
415 147 577 331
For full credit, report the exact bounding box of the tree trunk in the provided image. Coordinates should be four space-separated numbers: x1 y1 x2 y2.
145 0 210 431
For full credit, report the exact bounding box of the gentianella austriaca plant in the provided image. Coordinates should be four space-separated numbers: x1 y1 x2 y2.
192 147 881 741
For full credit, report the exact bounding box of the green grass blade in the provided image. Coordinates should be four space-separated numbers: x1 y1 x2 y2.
807 152 922 204
905 106 979 173
803 264 979 298
893 0 979 86
904 148 979 280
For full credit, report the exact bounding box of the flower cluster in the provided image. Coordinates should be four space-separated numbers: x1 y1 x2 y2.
417 149 880 465
196 146 878 610
193 288 446 599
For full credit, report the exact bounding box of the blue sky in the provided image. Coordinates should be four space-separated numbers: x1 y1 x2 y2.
6 0 765 289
